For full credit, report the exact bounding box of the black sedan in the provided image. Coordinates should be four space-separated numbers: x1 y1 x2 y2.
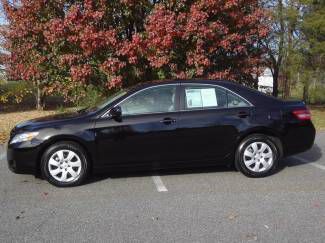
7 80 316 187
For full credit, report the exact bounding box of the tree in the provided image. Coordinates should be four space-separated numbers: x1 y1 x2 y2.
1 0 64 109
261 0 301 98
289 0 325 102
1 0 269 107
262 0 325 101
277 0 325 102
143 0 268 87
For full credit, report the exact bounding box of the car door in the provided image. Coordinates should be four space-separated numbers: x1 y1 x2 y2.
94 84 180 169
176 83 252 164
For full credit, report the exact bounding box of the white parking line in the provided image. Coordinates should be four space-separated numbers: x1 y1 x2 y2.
0 145 5 161
152 176 168 192
293 156 325 171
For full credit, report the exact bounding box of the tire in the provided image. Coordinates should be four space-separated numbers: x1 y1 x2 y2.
41 141 89 187
235 134 280 178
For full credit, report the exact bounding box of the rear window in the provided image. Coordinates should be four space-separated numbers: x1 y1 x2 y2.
227 92 250 108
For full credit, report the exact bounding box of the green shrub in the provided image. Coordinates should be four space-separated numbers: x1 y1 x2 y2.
0 81 35 104
75 85 104 108
46 78 105 108
309 85 325 105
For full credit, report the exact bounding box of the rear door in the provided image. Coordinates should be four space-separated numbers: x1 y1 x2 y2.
176 83 252 163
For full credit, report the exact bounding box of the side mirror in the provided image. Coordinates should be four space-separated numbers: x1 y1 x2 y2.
109 106 122 121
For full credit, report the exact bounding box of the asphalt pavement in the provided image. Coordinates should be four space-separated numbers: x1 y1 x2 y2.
0 133 324 242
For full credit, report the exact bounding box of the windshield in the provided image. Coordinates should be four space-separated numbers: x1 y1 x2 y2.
96 89 128 110
79 89 128 113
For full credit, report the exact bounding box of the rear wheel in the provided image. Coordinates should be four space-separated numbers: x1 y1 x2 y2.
41 142 89 187
235 134 280 177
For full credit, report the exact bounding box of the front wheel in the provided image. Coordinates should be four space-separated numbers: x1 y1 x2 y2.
235 134 280 177
41 142 89 187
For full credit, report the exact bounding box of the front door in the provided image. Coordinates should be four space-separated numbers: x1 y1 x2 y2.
94 84 180 169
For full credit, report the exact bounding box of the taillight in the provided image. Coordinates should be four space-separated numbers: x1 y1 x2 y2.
292 109 311 121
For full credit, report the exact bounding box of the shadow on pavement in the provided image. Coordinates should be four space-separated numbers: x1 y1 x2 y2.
86 144 323 185
85 165 234 185
281 144 323 168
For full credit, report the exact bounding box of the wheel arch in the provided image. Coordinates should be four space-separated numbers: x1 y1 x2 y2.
237 128 284 158
36 135 94 177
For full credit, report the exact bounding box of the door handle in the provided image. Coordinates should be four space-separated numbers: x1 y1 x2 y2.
160 118 177 125
238 111 249 118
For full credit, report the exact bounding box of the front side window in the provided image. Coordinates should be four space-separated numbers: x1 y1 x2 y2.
120 85 177 116
184 86 227 109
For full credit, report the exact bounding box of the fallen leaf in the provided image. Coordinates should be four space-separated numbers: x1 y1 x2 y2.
313 202 320 208
228 213 238 220
246 233 257 241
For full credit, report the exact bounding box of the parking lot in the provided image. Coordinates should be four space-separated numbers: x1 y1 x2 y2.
0 133 324 242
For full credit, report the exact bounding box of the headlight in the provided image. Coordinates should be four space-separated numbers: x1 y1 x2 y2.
10 132 39 144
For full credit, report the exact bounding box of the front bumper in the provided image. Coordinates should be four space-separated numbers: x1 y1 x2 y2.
7 143 41 174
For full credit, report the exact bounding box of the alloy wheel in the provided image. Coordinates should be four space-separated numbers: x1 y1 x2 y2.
48 149 82 182
243 142 273 173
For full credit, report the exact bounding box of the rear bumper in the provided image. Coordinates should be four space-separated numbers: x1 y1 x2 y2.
7 143 41 174
282 121 316 156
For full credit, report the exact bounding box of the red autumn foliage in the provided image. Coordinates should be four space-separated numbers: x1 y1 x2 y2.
144 1 268 84
1 0 268 98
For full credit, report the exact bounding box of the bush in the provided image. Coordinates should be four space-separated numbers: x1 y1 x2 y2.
0 81 35 104
75 85 105 108
309 85 325 105
288 82 325 105
45 77 106 108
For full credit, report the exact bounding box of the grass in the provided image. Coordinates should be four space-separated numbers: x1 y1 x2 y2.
309 106 325 131
0 110 57 144
0 107 324 144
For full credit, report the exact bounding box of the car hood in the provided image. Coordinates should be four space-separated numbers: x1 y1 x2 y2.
13 111 90 132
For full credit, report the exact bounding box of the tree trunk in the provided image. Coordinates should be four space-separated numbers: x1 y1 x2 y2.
36 80 44 110
253 78 258 89
271 0 284 98
283 74 290 99
272 68 279 97
303 84 309 103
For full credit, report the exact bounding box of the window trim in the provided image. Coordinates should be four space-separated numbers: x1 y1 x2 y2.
180 83 253 111
101 82 253 118
101 83 180 118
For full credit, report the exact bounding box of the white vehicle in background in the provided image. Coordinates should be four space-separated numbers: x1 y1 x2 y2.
258 68 273 95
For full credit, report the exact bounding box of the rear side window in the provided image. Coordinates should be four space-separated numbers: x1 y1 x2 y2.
227 92 250 108
183 85 251 110
184 86 227 109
